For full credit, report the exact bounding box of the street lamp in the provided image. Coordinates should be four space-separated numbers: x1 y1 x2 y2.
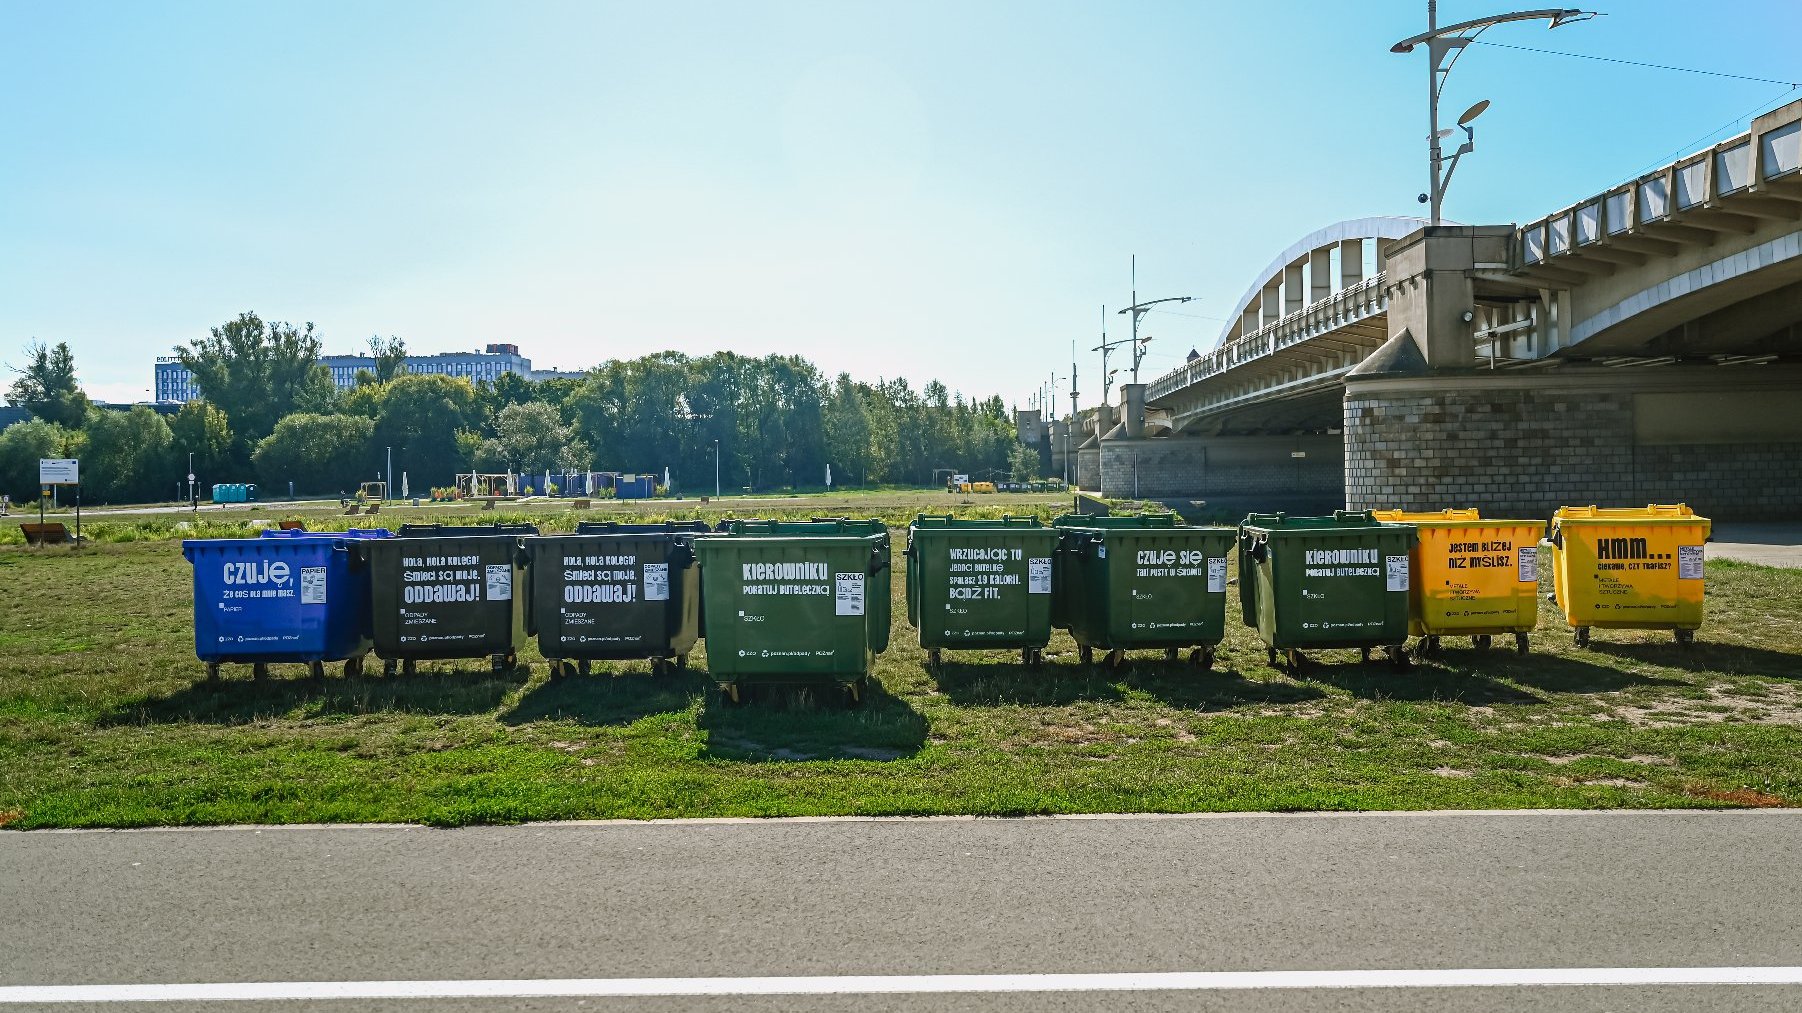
1105 256 1192 395
386 446 394 502
1392 4 1594 225
713 440 720 499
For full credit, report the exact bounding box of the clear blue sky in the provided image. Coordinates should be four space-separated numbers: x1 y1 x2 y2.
3 0 1797 409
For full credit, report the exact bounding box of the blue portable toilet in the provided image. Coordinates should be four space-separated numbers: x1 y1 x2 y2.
183 530 393 680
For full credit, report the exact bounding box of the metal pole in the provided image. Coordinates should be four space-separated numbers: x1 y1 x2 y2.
1426 0 1442 226
1130 256 1139 385
714 440 720 499
386 447 393 501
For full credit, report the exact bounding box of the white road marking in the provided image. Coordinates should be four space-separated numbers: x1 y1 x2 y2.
5 967 1802 1003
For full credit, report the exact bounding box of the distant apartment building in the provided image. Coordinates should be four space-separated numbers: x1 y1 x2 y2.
153 343 581 403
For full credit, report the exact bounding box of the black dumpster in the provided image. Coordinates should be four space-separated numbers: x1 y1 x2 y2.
522 521 709 677
360 523 538 675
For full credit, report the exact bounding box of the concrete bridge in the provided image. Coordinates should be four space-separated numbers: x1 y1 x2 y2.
1046 99 1802 520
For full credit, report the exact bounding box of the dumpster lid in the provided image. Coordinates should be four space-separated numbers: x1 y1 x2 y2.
396 523 540 537
1051 512 1181 530
910 514 1045 529
714 518 887 536
1240 510 1412 533
259 527 393 539
574 520 710 535
1370 509 1545 530
1553 504 1706 524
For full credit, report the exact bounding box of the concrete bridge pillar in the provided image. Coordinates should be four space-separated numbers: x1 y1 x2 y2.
1121 383 1146 439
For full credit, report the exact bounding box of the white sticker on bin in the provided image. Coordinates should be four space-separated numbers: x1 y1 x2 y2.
1385 555 1409 593
1028 557 1052 594
1207 558 1227 594
1517 546 1538 584
1678 545 1704 580
643 563 669 602
835 572 865 616
485 564 513 602
300 567 328 605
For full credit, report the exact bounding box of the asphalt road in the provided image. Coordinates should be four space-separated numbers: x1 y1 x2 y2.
5 810 1802 1011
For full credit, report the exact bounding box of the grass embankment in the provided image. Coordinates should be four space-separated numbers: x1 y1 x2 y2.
1 495 1799 827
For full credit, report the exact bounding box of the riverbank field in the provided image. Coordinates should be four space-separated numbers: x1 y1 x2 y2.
2 490 1799 828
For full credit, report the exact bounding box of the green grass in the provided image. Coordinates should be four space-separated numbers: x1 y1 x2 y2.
2 500 1799 828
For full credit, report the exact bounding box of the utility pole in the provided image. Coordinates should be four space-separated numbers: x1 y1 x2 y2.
1115 255 1193 386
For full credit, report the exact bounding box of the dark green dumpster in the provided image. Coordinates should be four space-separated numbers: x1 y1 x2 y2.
1052 513 1235 668
695 519 890 703
522 521 709 678
360 523 537 675
1238 511 1416 671
906 515 1060 670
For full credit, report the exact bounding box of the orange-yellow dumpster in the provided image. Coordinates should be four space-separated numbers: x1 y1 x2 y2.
1371 509 1546 655
1546 504 1710 647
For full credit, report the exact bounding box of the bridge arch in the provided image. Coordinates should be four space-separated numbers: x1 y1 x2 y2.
1217 216 1426 348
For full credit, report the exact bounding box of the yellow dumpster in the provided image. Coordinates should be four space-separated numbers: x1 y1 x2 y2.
1371 509 1546 655
1546 504 1710 647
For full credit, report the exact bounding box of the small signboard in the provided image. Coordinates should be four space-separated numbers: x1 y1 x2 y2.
39 459 79 486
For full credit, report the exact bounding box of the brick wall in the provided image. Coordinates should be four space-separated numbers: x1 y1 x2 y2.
1345 383 1802 520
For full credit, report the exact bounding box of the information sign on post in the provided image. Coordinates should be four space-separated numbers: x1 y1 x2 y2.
36 458 81 542
39 459 79 486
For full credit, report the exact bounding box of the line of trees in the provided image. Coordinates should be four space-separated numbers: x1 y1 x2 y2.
1 312 1038 503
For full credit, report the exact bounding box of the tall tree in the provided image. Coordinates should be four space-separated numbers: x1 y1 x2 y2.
367 335 409 382
174 312 337 454
84 407 175 503
6 341 92 428
252 414 378 495
0 419 75 501
375 373 478 488
168 401 236 487
471 401 586 475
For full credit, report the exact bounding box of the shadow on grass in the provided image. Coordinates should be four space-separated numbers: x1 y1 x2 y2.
1487 650 1694 694
1580 639 1802 680
107 662 531 725
1117 665 1327 711
930 658 1127 706
698 679 928 762
501 669 705 727
1287 649 1546 705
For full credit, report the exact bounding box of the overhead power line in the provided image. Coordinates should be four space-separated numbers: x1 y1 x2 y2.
1471 39 1800 88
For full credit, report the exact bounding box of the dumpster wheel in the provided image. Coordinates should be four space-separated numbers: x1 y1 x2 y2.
1266 647 1278 668
1190 647 1214 670
1360 647 1372 663
717 683 742 706
675 654 689 670
1674 628 1695 646
546 659 565 680
343 656 364 678
1164 648 1180 665
1080 646 1094 666
1574 626 1591 648
1386 645 1411 670
490 652 516 674
307 661 326 680
205 662 221 682
845 679 866 707
402 659 418 677
382 658 398 677
1105 649 1126 670
1514 632 1531 655
1285 649 1306 672
578 659 593 677
650 657 668 677
252 663 270 680
927 648 943 673
1473 634 1493 651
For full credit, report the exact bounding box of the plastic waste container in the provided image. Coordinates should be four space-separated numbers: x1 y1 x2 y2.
694 519 890 703
183 530 393 680
1370 509 1546 655
521 521 710 677
1052 513 1235 668
358 523 538 675
905 515 1060 670
1546 504 1711 647
1239 511 1417 671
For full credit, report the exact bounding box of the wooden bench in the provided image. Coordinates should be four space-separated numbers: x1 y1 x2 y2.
20 523 69 546
572 499 591 510
343 504 362 516
277 520 307 531
366 503 381 516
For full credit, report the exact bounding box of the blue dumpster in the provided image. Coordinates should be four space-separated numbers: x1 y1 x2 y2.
183 531 392 680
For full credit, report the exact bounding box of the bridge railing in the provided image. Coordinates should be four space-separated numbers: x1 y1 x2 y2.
1518 101 1801 267
1146 274 1387 402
